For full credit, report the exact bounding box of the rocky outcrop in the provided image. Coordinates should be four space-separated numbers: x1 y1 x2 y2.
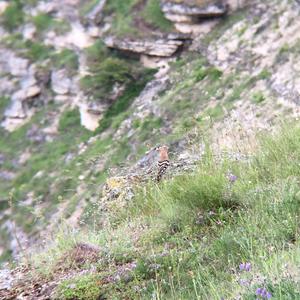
161 0 228 17
104 36 184 57
51 70 72 95
0 58 42 131
160 0 227 34
86 0 107 24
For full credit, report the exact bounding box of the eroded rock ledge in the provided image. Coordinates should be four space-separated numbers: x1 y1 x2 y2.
161 0 228 18
104 36 187 57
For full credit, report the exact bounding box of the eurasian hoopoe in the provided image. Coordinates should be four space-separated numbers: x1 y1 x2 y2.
156 145 170 182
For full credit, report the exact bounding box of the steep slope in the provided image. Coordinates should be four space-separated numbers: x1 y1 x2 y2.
0 0 300 299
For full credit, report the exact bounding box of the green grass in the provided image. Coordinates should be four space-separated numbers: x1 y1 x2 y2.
1 108 92 233
80 57 135 102
137 116 163 141
32 14 70 35
0 96 10 115
104 0 174 36
51 49 79 74
95 72 155 133
84 40 108 65
55 274 102 300
23 41 54 61
1 0 24 31
251 91 265 104
79 0 100 17
32 13 54 33
194 66 223 82
142 0 173 31
105 0 139 37
25 123 300 299
81 40 156 106
2 35 54 61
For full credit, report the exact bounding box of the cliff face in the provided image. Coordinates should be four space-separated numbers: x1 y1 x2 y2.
0 0 300 299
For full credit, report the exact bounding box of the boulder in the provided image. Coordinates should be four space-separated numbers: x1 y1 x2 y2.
161 0 228 17
26 86 41 98
20 75 37 90
51 70 72 94
22 23 36 40
104 36 184 57
8 55 29 77
4 95 26 119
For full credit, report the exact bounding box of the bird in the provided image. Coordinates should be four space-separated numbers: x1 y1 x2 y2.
155 145 170 182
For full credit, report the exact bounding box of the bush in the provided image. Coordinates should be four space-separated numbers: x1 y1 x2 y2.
80 57 133 101
55 274 102 300
142 0 173 31
23 41 54 61
1 0 24 31
52 49 79 73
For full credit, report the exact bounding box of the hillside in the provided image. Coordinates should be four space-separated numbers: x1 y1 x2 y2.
0 0 300 299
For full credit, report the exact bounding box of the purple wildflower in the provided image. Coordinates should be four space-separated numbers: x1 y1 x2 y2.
239 262 251 272
239 279 249 286
256 288 263 295
256 287 272 299
228 173 238 183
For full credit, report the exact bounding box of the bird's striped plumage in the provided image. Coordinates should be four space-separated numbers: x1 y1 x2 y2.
156 145 170 182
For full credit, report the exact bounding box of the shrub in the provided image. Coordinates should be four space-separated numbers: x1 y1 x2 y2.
80 57 133 101
52 49 79 73
1 0 24 31
23 41 54 61
251 91 265 104
55 274 102 300
142 0 173 31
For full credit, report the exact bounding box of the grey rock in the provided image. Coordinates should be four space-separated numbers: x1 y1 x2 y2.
25 86 41 98
86 0 107 24
8 55 29 77
0 269 14 290
22 23 36 40
51 70 72 94
4 95 26 119
161 0 228 17
0 76 17 94
20 75 37 90
104 36 184 57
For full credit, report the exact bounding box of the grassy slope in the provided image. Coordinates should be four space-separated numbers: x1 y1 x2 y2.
32 124 300 300
0 0 299 298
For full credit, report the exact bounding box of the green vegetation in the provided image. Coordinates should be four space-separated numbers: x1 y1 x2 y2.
52 49 79 74
0 96 10 115
23 40 54 61
202 104 224 121
84 40 108 66
1 0 24 31
105 0 173 37
79 0 100 18
251 91 266 104
105 0 138 36
80 57 134 101
142 0 173 31
32 13 70 35
194 66 223 82
32 13 54 33
55 274 102 300
27 124 300 299
1 35 54 61
137 115 163 141
96 73 154 133
80 41 155 105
